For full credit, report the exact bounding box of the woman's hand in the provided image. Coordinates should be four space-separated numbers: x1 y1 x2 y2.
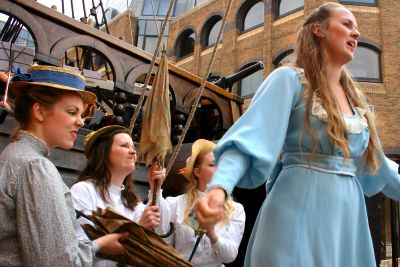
95 232 129 255
0 101 11 110
195 187 226 232
138 205 160 229
147 163 166 194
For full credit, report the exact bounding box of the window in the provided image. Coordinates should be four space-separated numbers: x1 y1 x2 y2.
201 16 223 48
175 29 195 59
339 0 376 6
238 63 263 98
137 19 169 54
207 20 222 47
346 45 381 82
195 0 207 5
174 0 208 17
278 0 303 17
241 1 264 32
142 0 172 16
273 50 296 67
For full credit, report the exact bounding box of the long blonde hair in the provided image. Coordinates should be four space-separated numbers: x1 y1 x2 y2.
184 149 234 225
295 2 382 173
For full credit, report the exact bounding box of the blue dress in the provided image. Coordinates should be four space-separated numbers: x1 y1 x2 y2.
209 67 400 267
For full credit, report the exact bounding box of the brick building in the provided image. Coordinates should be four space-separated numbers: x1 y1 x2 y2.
167 0 400 265
167 0 399 151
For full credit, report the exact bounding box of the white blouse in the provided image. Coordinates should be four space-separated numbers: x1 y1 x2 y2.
71 180 170 267
161 191 246 267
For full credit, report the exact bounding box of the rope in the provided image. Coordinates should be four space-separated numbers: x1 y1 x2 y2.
128 0 175 133
165 0 234 176
127 0 134 45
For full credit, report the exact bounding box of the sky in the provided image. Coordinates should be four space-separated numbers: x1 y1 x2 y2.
37 0 87 20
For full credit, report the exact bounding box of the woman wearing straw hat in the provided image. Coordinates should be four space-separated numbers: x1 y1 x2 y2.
0 66 128 267
161 139 245 267
71 125 169 267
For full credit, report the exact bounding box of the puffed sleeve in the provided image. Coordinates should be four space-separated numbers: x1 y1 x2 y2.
70 181 97 242
209 67 303 194
16 159 95 267
160 195 180 246
359 155 400 200
212 202 245 263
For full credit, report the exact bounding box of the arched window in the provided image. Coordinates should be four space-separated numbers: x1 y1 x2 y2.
346 44 381 82
278 0 304 17
201 15 223 48
175 29 195 59
206 20 222 47
237 0 264 33
273 49 296 67
339 0 377 6
238 62 263 98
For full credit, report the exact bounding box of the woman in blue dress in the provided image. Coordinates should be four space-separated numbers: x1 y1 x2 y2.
195 2 400 267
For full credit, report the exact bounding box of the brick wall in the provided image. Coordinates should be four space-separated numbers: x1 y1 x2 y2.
167 0 400 149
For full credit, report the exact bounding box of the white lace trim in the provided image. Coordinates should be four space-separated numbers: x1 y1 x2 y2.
311 94 368 134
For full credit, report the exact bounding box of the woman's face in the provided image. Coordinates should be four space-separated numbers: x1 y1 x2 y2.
108 133 136 176
319 7 360 66
41 93 84 149
194 151 216 191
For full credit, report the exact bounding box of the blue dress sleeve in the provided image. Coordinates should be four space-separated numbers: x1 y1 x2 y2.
359 156 400 200
209 67 303 194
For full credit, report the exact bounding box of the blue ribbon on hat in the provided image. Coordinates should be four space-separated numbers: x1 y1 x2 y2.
11 65 85 90
11 65 31 82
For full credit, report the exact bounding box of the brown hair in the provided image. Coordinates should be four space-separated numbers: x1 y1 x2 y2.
184 149 234 225
295 2 382 173
78 127 140 209
12 86 77 139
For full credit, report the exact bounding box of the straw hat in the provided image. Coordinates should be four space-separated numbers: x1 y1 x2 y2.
182 139 216 180
84 125 128 156
10 65 97 104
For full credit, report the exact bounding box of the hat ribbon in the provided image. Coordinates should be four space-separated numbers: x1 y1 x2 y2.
11 65 31 82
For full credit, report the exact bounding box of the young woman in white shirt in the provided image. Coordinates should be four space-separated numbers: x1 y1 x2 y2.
162 139 245 267
71 125 169 267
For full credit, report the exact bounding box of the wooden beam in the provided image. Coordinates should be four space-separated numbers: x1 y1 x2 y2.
13 0 243 103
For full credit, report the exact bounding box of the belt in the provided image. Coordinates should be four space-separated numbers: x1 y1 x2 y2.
281 152 357 177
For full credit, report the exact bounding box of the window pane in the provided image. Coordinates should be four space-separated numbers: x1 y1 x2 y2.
175 0 193 16
142 0 159 15
179 33 195 58
138 20 145 34
240 68 263 97
244 2 264 31
158 0 170 16
163 21 170 35
145 20 159 35
195 0 207 6
144 36 158 54
279 0 303 16
207 20 222 46
346 46 380 80
137 36 144 49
